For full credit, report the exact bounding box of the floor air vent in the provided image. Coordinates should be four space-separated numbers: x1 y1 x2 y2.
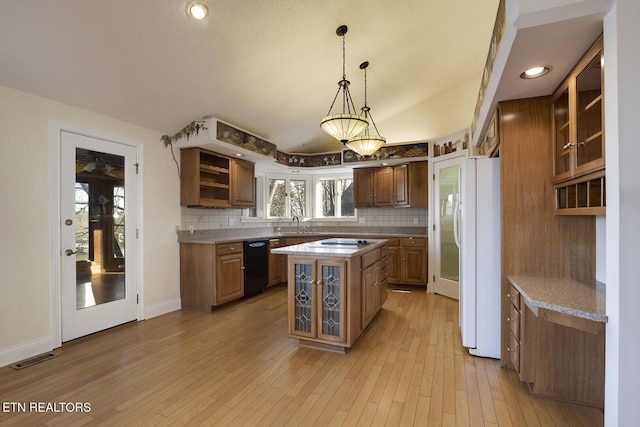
391 289 412 293
10 353 58 370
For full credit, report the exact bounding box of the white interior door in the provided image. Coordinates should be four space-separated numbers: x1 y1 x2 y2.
60 131 138 342
432 157 462 300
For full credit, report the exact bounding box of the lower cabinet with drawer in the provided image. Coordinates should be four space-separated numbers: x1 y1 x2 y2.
387 237 427 285
180 241 244 311
503 281 605 408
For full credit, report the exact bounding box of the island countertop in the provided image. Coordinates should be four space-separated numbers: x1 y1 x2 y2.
507 275 607 323
271 238 388 258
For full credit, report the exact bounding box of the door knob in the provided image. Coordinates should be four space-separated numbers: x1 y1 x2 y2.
65 249 78 256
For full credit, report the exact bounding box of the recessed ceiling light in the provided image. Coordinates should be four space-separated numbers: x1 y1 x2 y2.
234 153 244 157
520 66 551 79
187 2 209 20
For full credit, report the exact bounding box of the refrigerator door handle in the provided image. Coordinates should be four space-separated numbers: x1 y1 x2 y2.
453 200 462 249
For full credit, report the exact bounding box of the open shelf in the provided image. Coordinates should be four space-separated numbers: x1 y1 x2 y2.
555 171 605 215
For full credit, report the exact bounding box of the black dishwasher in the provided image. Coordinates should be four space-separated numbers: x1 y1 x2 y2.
243 240 269 298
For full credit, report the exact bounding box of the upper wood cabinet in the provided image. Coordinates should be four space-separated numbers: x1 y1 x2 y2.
180 147 255 208
353 161 428 208
230 157 256 207
552 35 604 184
552 35 605 215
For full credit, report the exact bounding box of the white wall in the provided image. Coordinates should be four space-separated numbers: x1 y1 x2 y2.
0 85 181 365
604 0 640 425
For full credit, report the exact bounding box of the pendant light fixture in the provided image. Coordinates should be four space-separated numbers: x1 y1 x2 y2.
346 61 386 156
320 25 369 144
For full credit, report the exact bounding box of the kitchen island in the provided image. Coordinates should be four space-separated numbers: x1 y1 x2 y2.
271 238 388 352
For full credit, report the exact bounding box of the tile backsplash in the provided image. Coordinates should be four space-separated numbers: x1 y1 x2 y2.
180 206 428 232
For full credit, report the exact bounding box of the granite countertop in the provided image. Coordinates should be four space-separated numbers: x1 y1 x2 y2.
178 230 427 245
271 238 388 258
507 275 607 323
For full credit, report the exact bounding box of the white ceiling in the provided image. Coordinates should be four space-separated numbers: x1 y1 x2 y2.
0 0 501 154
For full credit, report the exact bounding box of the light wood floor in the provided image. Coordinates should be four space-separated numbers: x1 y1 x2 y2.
0 285 603 426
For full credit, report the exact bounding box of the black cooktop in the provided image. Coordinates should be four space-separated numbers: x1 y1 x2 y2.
320 239 370 247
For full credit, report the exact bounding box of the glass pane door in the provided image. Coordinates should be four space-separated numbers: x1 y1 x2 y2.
75 148 126 309
432 156 462 300
439 165 460 282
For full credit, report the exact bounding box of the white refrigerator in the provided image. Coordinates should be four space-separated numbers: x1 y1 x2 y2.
457 157 501 358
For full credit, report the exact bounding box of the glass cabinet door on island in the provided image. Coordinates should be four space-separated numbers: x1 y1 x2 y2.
289 258 346 344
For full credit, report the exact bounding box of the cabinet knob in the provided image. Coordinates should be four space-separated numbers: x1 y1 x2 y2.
506 347 512 353
506 317 512 322
562 142 576 150
577 141 586 148
506 293 511 298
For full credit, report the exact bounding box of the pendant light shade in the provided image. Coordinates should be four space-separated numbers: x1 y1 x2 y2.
320 25 369 144
346 61 386 156
320 113 369 144
347 134 386 156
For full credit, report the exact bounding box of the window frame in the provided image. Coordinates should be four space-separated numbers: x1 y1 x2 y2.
313 173 357 220
264 173 313 219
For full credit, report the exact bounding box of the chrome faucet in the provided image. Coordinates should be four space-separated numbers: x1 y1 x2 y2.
292 216 300 233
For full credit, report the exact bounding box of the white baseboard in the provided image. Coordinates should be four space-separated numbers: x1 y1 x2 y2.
0 336 54 368
0 300 181 368
144 298 181 319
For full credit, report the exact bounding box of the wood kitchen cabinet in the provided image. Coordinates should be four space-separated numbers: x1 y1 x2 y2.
230 157 256 207
505 284 522 375
281 241 388 351
385 237 427 285
386 239 400 283
268 238 285 287
552 35 605 215
215 242 244 304
180 241 244 311
288 258 348 344
361 248 387 327
401 237 428 285
180 147 255 208
353 161 428 208
506 277 605 408
499 95 598 405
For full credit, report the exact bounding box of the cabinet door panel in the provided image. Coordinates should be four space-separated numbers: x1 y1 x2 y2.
318 261 347 343
387 247 400 282
289 261 316 338
231 159 255 207
393 164 409 206
361 264 376 328
402 247 427 284
353 169 374 208
216 253 244 304
374 167 394 206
